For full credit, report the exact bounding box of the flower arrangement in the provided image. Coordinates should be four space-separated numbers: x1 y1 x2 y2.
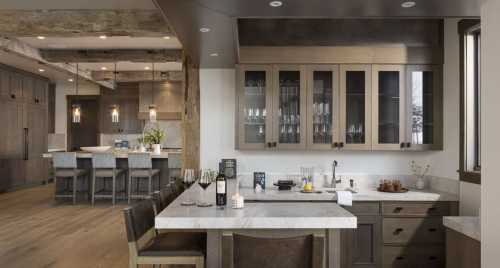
409 161 430 177
143 126 165 145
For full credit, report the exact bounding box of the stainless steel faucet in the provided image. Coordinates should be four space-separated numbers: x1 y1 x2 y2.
332 160 341 188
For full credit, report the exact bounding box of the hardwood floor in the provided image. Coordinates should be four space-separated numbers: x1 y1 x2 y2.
0 184 130 268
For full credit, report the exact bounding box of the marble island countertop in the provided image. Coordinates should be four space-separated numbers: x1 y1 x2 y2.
155 182 357 230
443 216 481 241
42 149 182 159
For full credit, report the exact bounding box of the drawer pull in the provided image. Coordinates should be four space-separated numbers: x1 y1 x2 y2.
393 207 403 213
427 207 437 212
429 256 437 261
396 256 404 261
428 228 437 232
394 228 404 235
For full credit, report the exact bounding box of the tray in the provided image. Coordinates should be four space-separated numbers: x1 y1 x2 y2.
377 187 409 193
300 190 323 194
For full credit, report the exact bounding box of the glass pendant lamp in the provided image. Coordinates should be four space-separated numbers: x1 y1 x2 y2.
72 63 81 123
149 62 157 122
110 63 120 123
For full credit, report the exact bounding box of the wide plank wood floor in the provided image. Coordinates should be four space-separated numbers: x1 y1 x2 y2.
0 184 131 268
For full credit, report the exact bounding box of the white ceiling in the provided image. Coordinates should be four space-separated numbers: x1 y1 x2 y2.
18 36 182 50
0 0 156 10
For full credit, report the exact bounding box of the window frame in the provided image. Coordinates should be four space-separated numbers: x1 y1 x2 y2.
459 19 481 185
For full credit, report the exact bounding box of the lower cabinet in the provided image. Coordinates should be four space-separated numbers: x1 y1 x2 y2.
342 201 458 268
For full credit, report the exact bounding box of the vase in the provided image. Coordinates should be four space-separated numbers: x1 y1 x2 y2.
415 175 425 190
152 144 162 155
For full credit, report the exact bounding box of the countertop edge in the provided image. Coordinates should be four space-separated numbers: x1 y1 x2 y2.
443 216 481 241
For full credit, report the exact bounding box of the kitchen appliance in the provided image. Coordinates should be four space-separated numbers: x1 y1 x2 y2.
219 159 237 180
273 180 296 191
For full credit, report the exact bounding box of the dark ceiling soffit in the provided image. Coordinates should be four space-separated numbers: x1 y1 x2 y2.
39 49 183 63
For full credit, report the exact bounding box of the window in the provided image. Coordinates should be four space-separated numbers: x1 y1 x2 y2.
459 19 481 184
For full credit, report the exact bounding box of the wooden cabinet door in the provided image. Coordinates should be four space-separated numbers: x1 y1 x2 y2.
236 65 274 149
0 68 11 98
342 215 382 268
340 65 372 150
25 104 48 184
34 79 48 105
405 65 443 151
272 65 307 149
0 100 23 159
22 75 35 103
120 98 142 134
10 72 23 100
306 65 340 150
371 65 406 150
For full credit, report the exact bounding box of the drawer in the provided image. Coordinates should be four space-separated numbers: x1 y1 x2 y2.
382 202 451 216
383 218 445 244
342 202 381 215
414 246 445 268
382 246 412 268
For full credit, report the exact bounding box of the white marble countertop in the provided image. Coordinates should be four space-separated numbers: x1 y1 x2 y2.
443 216 481 241
240 186 459 202
155 183 357 230
42 149 182 159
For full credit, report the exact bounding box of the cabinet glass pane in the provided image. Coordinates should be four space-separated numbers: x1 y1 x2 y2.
312 71 333 144
243 71 267 144
378 71 400 144
411 71 434 144
278 71 301 144
346 71 366 144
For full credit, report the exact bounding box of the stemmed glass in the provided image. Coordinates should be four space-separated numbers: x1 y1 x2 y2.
180 169 196 206
197 169 214 207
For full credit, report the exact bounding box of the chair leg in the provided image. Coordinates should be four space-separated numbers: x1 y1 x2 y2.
148 175 152 197
128 173 132 204
72 175 77 205
112 173 116 205
53 176 57 201
91 171 96 206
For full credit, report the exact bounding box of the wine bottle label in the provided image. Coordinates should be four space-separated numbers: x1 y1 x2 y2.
217 181 226 194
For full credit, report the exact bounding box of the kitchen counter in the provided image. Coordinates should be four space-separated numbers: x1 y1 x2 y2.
443 216 481 241
42 149 182 159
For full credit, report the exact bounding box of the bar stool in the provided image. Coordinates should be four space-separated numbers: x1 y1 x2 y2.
127 153 160 204
52 152 89 205
91 153 126 205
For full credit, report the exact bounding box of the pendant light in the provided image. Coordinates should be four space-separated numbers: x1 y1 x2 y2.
111 62 120 123
149 62 157 122
72 63 81 124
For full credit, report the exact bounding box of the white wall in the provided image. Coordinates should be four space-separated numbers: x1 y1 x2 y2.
481 0 500 266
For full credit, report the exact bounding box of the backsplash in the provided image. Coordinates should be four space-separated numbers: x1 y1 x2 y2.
100 120 182 149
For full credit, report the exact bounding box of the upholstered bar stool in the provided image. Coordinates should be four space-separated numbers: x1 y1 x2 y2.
91 153 126 205
127 153 160 204
52 152 89 205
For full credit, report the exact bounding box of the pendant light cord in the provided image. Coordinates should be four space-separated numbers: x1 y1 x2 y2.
151 62 155 104
75 63 79 96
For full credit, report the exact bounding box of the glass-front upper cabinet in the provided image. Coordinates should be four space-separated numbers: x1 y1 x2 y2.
306 65 339 150
372 65 406 150
340 65 372 150
405 65 443 150
236 65 273 149
273 65 307 149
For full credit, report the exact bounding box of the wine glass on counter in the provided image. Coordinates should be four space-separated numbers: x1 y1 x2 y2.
180 169 196 206
197 169 214 207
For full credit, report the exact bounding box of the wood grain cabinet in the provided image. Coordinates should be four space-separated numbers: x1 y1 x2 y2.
236 64 443 151
100 86 142 134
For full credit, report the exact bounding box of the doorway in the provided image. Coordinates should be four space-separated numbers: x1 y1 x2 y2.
67 96 100 151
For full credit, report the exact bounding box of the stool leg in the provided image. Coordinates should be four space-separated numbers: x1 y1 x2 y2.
148 175 152 197
91 170 96 206
128 173 132 204
53 176 57 200
112 172 116 205
72 175 77 205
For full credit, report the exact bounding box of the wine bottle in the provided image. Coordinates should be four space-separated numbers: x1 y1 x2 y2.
216 172 227 208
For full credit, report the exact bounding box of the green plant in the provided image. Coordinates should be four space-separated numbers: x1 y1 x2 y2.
143 127 165 145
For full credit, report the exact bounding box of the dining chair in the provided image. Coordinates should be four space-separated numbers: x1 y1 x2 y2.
123 199 205 268
222 232 324 268
127 153 160 204
91 153 126 205
52 152 89 205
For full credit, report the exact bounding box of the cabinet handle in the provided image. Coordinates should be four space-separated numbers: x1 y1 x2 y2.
406 142 411 148
24 128 28 160
429 256 437 261
393 207 403 213
427 207 437 213
272 142 277 148
35 99 39 103
394 228 404 235
339 142 344 148
428 228 437 232
396 256 404 261
333 142 338 148
400 142 405 148
11 94 16 99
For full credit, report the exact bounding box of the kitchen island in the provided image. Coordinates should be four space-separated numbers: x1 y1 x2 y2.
156 182 357 268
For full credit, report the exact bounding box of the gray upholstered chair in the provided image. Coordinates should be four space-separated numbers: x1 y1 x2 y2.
52 152 89 205
123 199 205 268
222 233 325 268
127 153 160 204
91 153 126 205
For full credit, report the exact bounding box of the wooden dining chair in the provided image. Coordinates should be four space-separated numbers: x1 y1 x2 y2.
123 199 205 268
222 232 325 268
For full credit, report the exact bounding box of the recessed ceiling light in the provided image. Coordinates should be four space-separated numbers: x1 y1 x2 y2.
99 35 107 39
68 78 74 82
144 66 151 70
101 66 108 70
199 27 210 33
37 36 46 40
209 52 219 57
163 36 171 40
269 1 283 7
38 68 45 72
401 1 416 8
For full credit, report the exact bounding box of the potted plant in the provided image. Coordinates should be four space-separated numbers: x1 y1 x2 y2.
409 160 430 190
143 126 166 155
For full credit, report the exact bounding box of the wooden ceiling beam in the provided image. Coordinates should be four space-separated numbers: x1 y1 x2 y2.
0 10 172 38
40 49 183 63
91 70 184 82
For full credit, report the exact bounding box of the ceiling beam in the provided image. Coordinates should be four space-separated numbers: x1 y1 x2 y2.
0 37 114 89
0 10 172 38
40 49 183 63
91 71 184 82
